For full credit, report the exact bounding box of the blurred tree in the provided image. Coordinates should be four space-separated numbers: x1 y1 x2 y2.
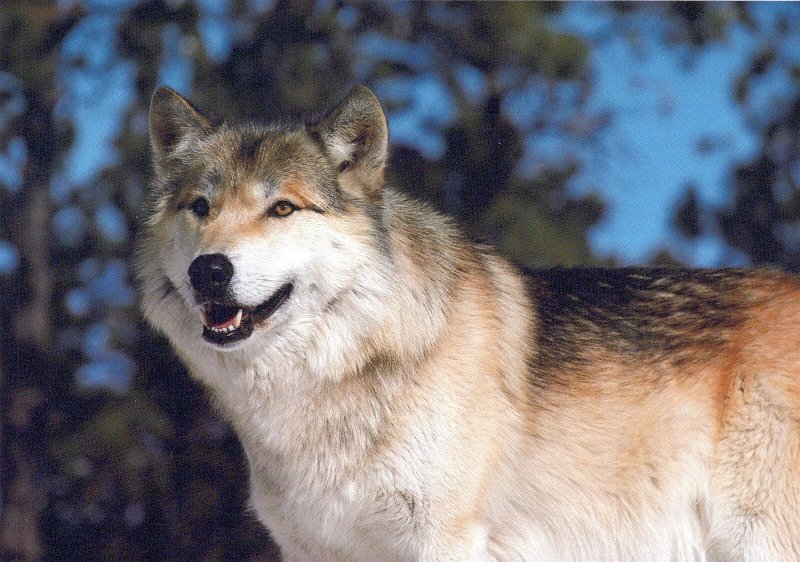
0 4 81 560
670 4 800 271
673 185 703 241
351 2 604 265
717 62 800 270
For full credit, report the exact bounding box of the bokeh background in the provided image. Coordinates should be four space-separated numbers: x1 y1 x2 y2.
1 2 799 560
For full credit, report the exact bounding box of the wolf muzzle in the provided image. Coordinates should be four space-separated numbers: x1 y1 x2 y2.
188 253 234 300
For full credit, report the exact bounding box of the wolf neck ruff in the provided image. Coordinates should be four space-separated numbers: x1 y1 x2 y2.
187 250 295 345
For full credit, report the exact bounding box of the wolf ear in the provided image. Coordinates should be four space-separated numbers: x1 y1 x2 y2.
149 87 212 164
310 85 388 197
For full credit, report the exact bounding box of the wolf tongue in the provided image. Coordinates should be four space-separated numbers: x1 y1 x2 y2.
206 303 242 329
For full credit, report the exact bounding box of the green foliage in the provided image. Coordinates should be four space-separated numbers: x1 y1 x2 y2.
52 391 174 464
480 166 603 267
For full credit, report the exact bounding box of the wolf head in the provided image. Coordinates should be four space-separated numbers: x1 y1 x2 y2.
138 86 398 368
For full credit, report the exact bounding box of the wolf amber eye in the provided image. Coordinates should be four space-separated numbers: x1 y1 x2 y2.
270 201 296 218
190 197 210 217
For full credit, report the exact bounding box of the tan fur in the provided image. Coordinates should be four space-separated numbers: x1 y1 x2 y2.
138 86 800 561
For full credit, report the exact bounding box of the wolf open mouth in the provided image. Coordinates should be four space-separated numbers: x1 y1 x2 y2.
199 283 293 346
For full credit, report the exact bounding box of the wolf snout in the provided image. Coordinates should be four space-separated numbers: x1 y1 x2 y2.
188 253 234 298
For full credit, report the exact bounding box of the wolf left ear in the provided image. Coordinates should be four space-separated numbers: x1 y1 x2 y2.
309 85 388 197
149 87 212 166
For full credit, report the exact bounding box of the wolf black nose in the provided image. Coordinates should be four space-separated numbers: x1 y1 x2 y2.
188 253 234 297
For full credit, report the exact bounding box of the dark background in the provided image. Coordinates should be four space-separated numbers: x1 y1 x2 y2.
1 2 799 560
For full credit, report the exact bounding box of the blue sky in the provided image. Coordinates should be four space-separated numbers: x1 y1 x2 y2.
560 4 757 265
562 3 800 265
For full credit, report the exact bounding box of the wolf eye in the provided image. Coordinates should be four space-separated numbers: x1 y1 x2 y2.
269 200 297 218
189 197 210 217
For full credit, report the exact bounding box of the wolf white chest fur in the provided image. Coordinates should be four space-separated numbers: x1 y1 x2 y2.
138 85 800 561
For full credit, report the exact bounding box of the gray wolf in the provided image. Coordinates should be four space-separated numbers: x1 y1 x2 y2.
137 84 800 561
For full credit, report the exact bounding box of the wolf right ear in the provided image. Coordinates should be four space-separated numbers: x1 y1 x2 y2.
149 87 212 165
309 85 388 197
